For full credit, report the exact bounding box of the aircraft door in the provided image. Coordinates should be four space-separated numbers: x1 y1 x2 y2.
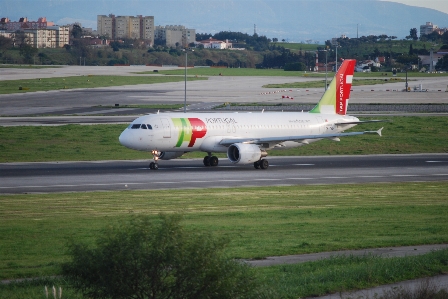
161 118 171 138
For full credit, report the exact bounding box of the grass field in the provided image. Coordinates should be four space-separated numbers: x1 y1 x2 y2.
0 116 447 163
150 67 448 78
0 75 206 94
263 78 407 89
1 182 447 280
0 182 447 298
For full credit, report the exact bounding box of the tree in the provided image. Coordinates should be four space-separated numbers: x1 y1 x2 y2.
435 54 448 71
407 28 418 40
71 24 83 39
0 36 12 52
284 62 306 71
18 44 38 64
63 214 264 299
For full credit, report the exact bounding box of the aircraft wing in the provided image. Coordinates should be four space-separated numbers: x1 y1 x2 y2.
219 128 383 147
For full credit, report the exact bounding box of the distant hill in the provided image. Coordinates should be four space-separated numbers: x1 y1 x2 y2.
2 0 448 42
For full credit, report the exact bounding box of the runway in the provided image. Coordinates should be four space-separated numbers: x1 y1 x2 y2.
1 154 447 194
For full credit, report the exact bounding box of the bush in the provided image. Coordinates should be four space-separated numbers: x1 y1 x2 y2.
62 214 264 299
284 62 306 71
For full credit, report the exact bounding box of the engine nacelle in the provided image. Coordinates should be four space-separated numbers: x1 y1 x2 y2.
158 151 185 160
227 143 266 164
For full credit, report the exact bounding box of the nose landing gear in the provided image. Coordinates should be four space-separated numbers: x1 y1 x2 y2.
149 150 160 170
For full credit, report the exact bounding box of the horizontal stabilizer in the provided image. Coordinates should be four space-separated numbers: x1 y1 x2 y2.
335 120 389 126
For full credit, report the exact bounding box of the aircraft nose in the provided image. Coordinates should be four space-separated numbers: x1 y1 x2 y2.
119 130 133 148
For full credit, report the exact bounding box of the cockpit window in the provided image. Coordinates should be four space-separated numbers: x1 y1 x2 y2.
131 124 141 129
147 124 152 130
141 124 147 129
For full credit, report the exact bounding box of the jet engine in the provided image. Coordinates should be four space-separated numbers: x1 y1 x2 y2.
158 151 185 160
227 143 266 164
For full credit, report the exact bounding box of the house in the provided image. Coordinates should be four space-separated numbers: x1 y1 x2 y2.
355 59 381 72
197 38 232 49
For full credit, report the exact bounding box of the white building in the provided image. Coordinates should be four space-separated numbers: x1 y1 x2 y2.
420 22 438 37
197 38 232 49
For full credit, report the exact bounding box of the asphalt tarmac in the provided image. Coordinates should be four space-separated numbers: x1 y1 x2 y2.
1 65 448 118
1 154 447 194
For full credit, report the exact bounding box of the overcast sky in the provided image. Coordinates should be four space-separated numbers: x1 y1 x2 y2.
382 0 448 14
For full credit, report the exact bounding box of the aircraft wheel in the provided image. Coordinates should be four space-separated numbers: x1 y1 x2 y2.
153 163 159 170
209 156 219 167
260 159 269 170
254 161 260 169
203 156 211 166
149 162 155 169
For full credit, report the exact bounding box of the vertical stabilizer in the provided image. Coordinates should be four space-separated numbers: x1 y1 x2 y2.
309 59 356 115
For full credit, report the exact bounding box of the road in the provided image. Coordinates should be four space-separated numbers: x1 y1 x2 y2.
1 154 447 194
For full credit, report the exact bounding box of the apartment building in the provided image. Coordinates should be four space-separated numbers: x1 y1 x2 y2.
155 25 196 47
24 26 70 48
420 21 448 37
97 14 154 45
0 17 69 48
0 17 54 31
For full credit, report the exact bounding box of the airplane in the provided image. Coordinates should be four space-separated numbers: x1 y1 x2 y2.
119 59 383 170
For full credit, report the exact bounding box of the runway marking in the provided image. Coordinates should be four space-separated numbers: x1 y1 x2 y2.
0 183 144 189
321 176 349 179
256 178 283 181
293 164 314 166
359 176 384 178
426 161 448 163
392 174 420 177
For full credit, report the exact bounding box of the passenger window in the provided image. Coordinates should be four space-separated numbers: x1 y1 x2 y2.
131 124 141 129
141 124 147 129
147 124 152 129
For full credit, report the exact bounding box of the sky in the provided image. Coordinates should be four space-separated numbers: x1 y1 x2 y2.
382 0 448 14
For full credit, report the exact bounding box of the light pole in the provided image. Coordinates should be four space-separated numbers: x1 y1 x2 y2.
324 50 328 90
332 41 339 71
183 48 194 113
318 49 328 90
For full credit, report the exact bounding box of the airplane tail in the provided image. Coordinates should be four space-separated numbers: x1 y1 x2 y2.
309 59 356 115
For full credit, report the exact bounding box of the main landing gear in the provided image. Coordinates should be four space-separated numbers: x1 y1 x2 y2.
149 150 159 170
254 159 269 170
203 153 219 167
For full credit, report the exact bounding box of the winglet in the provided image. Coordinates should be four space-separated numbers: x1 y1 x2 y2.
377 127 383 137
364 127 383 137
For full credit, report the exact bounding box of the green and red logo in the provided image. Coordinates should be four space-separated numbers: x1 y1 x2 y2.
172 118 207 147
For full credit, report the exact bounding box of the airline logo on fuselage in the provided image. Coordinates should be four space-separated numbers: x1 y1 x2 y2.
205 117 237 124
172 118 207 147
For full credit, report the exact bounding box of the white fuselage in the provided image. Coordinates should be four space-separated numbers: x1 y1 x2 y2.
118 111 359 153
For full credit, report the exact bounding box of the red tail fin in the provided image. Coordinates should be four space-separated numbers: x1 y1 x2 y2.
309 59 356 115
335 59 355 115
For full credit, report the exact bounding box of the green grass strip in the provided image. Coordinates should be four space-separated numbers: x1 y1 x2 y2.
0 75 206 94
0 116 447 163
264 78 407 89
256 249 448 298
